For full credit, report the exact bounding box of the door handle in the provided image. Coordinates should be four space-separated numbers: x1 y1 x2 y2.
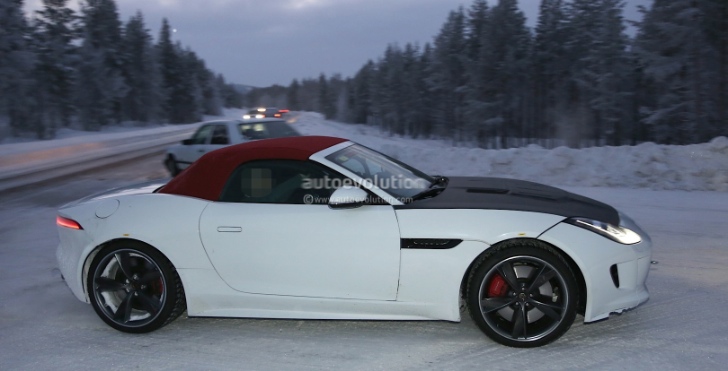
198 149 205 153
217 226 242 232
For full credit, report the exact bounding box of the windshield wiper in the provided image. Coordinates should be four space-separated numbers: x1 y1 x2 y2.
431 175 449 187
410 176 448 202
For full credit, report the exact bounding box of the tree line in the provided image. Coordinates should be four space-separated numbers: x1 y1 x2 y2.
0 0 243 139
248 0 727 148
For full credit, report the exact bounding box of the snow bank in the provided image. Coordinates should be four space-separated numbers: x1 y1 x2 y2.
2 109 725 192
294 112 728 192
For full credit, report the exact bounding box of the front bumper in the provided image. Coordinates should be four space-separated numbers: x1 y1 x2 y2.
539 221 652 322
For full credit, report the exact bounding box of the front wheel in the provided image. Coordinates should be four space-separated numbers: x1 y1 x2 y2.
467 240 578 347
164 155 181 177
87 241 186 333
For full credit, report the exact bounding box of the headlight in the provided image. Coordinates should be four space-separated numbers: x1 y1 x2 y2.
566 217 641 245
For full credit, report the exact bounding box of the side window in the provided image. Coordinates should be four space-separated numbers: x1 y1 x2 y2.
220 160 344 204
191 125 214 145
211 125 230 145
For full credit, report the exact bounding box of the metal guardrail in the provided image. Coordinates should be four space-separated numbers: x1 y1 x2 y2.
0 127 197 193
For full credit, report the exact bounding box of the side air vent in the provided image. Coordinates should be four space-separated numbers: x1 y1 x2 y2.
401 239 462 249
610 264 620 288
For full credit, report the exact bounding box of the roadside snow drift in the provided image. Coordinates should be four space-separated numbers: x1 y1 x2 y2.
292 112 728 192
1 109 725 192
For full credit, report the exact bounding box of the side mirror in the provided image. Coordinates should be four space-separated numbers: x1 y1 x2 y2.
328 186 368 209
182 139 193 145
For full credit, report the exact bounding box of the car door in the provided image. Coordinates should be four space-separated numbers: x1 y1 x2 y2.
177 124 214 167
198 160 402 300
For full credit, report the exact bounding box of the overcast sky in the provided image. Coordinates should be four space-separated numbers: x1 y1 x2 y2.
25 0 652 87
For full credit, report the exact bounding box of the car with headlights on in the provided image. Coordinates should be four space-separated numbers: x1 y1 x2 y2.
243 107 289 119
57 136 651 347
164 118 299 176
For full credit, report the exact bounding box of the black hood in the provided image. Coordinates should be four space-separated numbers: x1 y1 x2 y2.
396 177 619 225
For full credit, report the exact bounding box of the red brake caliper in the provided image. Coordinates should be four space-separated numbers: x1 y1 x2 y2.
488 274 509 297
155 277 164 296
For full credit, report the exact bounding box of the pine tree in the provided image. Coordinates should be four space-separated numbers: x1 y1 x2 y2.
345 62 372 124
190 55 222 116
287 79 301 110
700 0 727 138
329 74 348 122
297 78 319 111
216 74 243 108
417 43 437 138
318 73 336 119
401 43 424 137
483 0 531 147
120 11 161 123
368 56 386 127
466 0 489 61
156 18 179 122
378 44 406 133
634 0 721 143
0 0 38 136
75 0 127 130
156 21 203 123
429 8 467 141
462 0 491 145
568 0 631 145
32 0 77 137
533 0 570 144
174 45 204 122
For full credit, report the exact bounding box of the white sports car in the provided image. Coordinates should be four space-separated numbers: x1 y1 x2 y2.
56 136 651 347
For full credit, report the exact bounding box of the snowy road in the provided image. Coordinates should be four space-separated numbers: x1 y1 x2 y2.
1 153 728 370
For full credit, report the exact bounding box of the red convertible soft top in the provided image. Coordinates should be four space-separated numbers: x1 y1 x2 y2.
159 136 348 201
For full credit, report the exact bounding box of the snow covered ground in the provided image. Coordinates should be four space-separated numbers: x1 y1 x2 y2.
1 110 727 369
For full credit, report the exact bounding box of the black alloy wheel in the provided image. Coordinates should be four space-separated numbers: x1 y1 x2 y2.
87 241 185 333
467 240 578 347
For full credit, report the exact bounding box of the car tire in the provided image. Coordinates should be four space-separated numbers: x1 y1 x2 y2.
87 241 186 333
165 155 181 177
466 239 578 347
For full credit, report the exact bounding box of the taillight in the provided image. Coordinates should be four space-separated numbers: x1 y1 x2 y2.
57 215 83 230
274 113 281 117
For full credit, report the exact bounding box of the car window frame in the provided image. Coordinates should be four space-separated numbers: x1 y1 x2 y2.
324 144 433 200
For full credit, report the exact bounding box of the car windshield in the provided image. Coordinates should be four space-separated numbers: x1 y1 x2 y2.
238 121 300 140
325 144 435 201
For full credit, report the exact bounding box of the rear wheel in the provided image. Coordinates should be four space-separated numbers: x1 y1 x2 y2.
467 240 578 347
87 241 185 333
